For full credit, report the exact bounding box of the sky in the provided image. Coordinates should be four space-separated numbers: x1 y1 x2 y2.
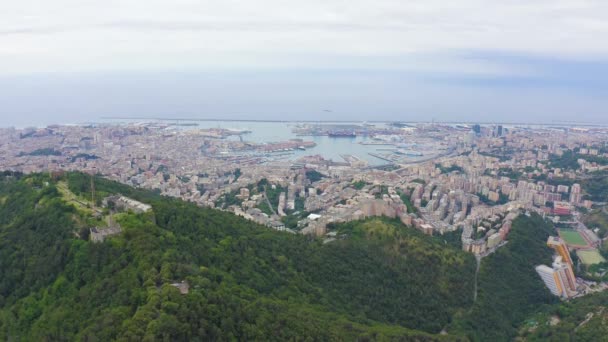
1 0 608 126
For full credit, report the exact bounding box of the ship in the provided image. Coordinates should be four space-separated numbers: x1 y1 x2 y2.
328 130 356 137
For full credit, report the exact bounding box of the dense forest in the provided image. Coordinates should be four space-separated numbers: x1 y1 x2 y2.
0 172 603 341
449 214 558 341
0 172 472 340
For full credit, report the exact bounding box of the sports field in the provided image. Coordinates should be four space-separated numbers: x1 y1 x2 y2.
558 229 588 246
577 249 606 265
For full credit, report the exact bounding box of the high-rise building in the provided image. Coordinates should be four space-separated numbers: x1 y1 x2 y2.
535 256 577 298
472 124 481 135
535 265 563 297
543 236 577 297
492 125 503 137
552 256 577 296
464 131 476 145
547 236 573 266
570 183 582 204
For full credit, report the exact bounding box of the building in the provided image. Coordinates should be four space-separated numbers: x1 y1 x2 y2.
238 187 250 200
90 226 121 243
493 125 503 137
547 236 574 266
535 265 563 297
487 232 502 249
105 195 152 213
419 223 434 236
553 202 571 216
472 124 481 135
552 256 577 297
535 257 577 299
538 236 578 298
569 183 582 204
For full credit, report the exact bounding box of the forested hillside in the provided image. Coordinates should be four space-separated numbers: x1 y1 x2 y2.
519 290 608 341
449 213 558 341
0 172 474 341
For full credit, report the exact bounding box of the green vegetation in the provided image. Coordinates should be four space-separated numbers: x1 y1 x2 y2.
156 164 168 174
520 290 608 341
333 218 477 332
214 188 244 208
580 154 608 166
257 200 273 216
497 167 523 180
351 180 368 190
280 214 301 229
437 229 463 250
477 192 509 205
374 185 389 199
6 172 599 341
18 148 62 157
436 164 464 174
558 229 588 246
399 191 418 214
478 150 513 162
305 169 325 182
69 153 99 162
580 172 608 202
0 172 477 340
548 150 608 171
282 195 309 230
583 208 608 238
377 164 400 172
548 151 581 170
264 184 285 209
577 249 605 266
449 213 558 341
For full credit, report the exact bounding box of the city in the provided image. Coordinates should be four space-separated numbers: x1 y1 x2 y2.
3 0 608 339
3 121 608 301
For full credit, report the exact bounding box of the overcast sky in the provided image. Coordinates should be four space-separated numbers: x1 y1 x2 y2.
2 0 608 126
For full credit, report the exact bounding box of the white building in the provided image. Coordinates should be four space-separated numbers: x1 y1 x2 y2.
535 265 563 297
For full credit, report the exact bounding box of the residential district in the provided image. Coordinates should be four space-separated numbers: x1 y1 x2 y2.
2 121 608 299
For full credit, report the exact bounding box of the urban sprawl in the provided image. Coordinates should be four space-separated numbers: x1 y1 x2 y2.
2 121 608 300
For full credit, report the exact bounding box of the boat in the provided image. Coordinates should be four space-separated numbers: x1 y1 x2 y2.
328 130 356 137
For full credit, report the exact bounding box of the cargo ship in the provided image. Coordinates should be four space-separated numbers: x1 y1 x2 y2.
328 130 356 137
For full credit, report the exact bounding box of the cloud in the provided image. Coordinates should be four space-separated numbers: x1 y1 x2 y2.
1 1 607 126
1 0 608 75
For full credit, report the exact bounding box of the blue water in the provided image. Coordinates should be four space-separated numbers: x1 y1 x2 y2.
194 121 389 165
102 119 390 165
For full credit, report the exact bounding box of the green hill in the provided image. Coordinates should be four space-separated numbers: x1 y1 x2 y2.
449 213 558 341
0 172 475 341
519 290 608 341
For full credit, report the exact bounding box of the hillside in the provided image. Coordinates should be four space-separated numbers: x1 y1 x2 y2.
449 213 558 341
519 290 608 341
0 172 474 341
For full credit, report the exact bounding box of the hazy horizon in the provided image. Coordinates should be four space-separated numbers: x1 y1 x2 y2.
2 1 608 127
